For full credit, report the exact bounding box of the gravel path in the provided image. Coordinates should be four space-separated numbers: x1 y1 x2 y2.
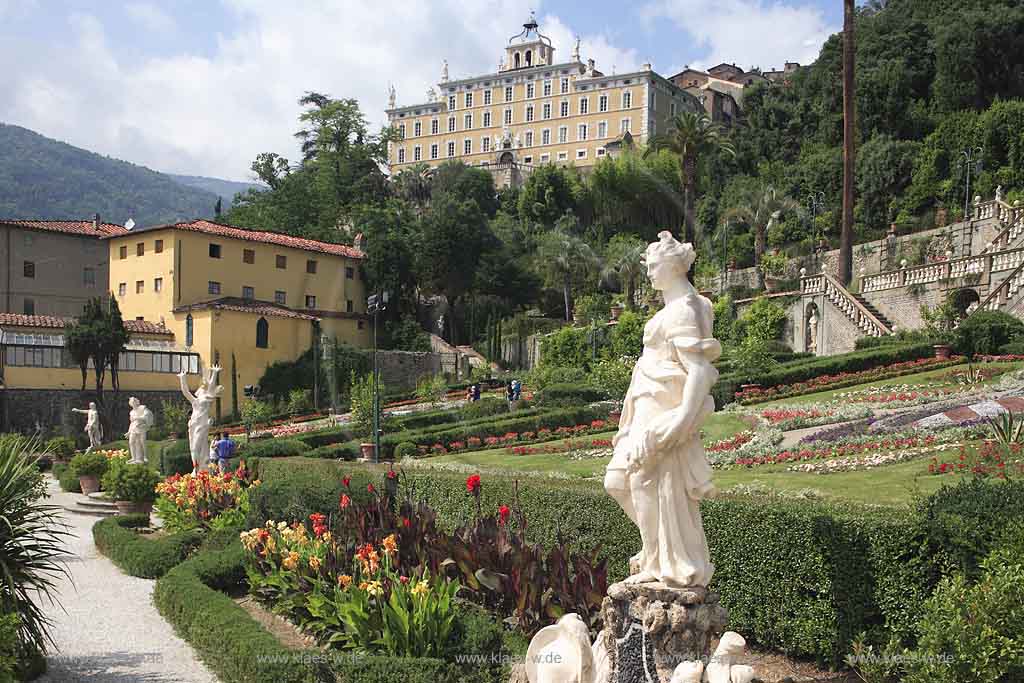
36 478 219 683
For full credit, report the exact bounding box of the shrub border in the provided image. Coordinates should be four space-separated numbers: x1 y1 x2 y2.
92 515 204 579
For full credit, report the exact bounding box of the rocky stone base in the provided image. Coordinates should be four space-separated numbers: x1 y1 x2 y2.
595 581 729 683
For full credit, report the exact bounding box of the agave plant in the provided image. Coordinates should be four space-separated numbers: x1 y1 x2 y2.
0 438 71 656
986 410 1024 449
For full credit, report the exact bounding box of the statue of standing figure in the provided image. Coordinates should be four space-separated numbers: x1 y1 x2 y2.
605 231 720 588
125 397 154 464
71 402 102 453
178 366 223 474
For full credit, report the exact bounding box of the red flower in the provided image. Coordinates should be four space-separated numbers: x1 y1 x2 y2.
386 469 398 480
402 517 411 528
466 474 481 495
342 476 351 489
340 494 351 509
498 505 510 526
367 483 375 494
399 575 410 585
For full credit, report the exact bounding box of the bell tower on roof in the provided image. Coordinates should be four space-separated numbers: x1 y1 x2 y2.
501 13 555 72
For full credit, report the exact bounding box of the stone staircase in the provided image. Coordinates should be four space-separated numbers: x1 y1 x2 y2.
801 272 892 337
852 294 894 330
63 492 118 517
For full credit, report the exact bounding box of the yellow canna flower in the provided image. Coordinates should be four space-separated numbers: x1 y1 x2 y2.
365 580 384 597
282 551 300 570
309 556 321 572
338 574 352 589
381 534 398 558
411 580 429 597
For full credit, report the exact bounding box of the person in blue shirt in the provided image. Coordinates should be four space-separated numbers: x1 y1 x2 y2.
214 432 237 474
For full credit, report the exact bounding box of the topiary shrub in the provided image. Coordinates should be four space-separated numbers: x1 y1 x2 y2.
536 383 609 406
460 397 510 421
101 462 162 503
160 439 193 476
954 310 1024 359
93 515 203 578
239 439 309 459
52 462 81 493
44 436 76 459
394 442 418 459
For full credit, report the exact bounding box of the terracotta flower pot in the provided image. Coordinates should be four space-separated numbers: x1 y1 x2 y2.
933 344 952 360
78 475 100 495
610 305 624 321
763 276 781 293
115 501 153 517
360 443 377 462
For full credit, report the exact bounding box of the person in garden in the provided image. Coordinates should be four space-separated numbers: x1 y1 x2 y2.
214 432 236 473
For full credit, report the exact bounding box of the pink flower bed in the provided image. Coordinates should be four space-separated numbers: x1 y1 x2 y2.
508 438 613 456
734 435 935 467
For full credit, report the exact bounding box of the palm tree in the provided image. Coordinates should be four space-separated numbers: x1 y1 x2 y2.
391 163 434 214
536 230 601 321
644 111 735 246
601 235 646 310
720 185 801 287
841 0 856 284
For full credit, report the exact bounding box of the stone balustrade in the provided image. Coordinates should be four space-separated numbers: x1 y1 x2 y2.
860 246 1024 294
802 272 890 337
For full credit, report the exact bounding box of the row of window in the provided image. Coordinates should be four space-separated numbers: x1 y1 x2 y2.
442 78 608 112
20 262 97 287
4 345 199 374
400 92 633 139
395 119 631 163
118 241 357 279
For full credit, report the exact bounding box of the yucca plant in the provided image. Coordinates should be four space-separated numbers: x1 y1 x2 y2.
0 437 71 657
987 410 1024 450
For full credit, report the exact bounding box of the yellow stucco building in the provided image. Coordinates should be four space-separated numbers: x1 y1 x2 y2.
106 219 370 405
385 14 702 186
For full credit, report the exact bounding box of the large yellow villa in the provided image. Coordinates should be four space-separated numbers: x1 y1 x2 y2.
106 219 370 401
385 14 702 186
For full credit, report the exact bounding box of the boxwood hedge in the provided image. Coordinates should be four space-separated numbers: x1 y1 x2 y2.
249 459 993 666
93 515 204 578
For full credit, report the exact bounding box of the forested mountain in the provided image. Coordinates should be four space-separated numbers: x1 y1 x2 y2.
166 174 265 202
0 123 220 227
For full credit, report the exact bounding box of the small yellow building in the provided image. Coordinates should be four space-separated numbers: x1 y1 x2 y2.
385 14 702 185
106 219 370 406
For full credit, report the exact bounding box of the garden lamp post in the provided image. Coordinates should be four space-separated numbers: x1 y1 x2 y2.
366 291 389 462
806 191 826 270
961 146 984 222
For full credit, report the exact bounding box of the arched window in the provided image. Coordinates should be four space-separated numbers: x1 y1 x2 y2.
256 317 269 349
525 50 532 66
514 52 521 69
185 314 193 347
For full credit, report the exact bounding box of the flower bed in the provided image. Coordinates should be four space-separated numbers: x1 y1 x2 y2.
412 419 611 457
154 463 258 533
831 385 967 407
755 404 873 430
786 442 951 473
735 357 962 404
705 427 785 466
927 441 1024 479
507 437 613 456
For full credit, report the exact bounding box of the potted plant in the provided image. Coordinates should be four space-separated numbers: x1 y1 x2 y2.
610 298 625 321
102 461 162 517
45 436 76 464
69 452 109 495
359 442 377 462
759 252 788 292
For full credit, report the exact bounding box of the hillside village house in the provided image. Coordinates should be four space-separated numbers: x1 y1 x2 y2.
106 219 370 411
385 14 702 187
0 217 127 316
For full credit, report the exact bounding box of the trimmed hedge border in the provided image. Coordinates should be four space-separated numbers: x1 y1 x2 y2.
249 459 935 666
153 541 518 683
52 462 81 493
92 515 204 579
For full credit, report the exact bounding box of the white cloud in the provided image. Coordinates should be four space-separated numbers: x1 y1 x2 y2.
124 2 176 34
641 0 836 73
0 1 640 183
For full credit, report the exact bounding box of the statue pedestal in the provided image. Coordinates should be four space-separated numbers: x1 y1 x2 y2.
596 581 728 683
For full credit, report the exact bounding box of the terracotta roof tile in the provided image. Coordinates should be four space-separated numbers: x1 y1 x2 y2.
121 219 364 259
0 313 173 335
173 297 319 321
0 219 129 238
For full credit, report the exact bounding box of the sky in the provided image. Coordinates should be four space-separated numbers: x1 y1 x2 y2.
0 0 842 182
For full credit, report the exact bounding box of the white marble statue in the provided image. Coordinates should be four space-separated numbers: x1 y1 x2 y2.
605 230 720 588
808 310 819 353
996 185 1004 202
387 84 396 109
71 402 102 453
669 660 703 683
178 365 223 474
525 614 594 683
125 397 154 464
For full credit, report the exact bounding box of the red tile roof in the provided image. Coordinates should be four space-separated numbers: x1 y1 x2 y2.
0 219 129 238
173 297 319 321
122 219 364 259
0 313 173 335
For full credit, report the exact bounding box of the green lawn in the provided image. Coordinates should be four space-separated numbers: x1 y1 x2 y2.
757 361 1023 407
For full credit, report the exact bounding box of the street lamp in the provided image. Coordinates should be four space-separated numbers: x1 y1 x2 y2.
960 146 983 257
366 291 389 462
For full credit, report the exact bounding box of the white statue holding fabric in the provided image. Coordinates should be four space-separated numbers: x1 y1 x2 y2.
604 230 720 588
125 396 154 464
71 402 102 453
178 365 222 474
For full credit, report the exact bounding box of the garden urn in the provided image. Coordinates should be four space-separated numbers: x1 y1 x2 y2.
115 500 153 517
610 304 624 321
359 442 377 462
933 344 952 360
78 475 100 495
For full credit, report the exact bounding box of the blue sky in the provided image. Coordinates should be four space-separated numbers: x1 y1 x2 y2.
0 0 842 180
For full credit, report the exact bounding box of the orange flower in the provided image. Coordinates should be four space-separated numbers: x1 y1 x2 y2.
381 533 398 558
338 574 352 589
